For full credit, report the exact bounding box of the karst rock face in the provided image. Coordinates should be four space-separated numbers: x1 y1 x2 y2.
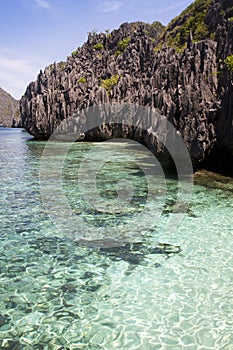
0 87 21 128
20 0 233 170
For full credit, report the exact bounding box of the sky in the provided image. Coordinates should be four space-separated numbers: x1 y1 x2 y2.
0 0 193 100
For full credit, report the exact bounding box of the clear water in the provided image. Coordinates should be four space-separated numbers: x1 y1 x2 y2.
0 128 233 349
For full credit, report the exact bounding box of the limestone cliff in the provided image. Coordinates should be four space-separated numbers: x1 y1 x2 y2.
20 0 233 171
0 87 21 127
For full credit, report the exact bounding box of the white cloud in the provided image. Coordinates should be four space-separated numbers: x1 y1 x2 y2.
34 0 52 10
156 0 191 13
96 1 124 13
0 49 42 99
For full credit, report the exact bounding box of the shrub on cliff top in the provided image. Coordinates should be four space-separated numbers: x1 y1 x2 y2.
161 0 213 49
71 49 78 57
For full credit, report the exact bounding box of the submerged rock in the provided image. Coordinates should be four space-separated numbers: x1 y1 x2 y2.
76 238 129 249
0 340 21 350
0 314 10 327
75 238 181 265
60 283 77 293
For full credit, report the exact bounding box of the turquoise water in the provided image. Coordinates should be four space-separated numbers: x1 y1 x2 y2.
0 128 233 349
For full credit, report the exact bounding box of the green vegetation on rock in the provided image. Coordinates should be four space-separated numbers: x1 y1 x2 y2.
115 38 131 56
71 49 78 57
224 55 233 72
160 0 214 49
154 43 162 53
145 21 165 41
58 61 65 69
101 75 119 94
77 77 87 84
93 43 104 51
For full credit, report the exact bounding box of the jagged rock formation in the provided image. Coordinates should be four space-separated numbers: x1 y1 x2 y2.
0 87 21 127
20 0 233 171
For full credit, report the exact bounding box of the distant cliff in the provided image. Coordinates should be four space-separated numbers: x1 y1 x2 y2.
20 0 233 171
0 87 21 127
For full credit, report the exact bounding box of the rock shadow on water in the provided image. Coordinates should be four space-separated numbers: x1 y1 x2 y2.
28 236 181 279
75 238 181 269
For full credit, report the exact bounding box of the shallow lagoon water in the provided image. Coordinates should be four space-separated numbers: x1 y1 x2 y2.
0 128 233 349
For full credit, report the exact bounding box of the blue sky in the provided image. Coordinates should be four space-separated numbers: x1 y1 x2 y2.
0 0 193 99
